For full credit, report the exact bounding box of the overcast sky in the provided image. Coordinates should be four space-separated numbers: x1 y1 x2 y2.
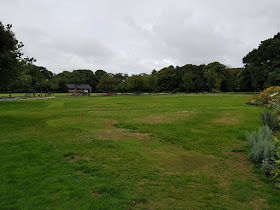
1 0 280 74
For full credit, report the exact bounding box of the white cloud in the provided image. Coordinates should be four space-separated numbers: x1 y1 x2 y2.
0 0 279 74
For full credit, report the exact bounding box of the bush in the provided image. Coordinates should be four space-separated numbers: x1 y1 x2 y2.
270 140 280 188
261 159 274 176
260 111 279 131
271 102 280 115
246 86 280 106
271 162 280 188
246 125 274 162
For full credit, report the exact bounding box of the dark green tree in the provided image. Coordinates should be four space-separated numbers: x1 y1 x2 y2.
243 33 280 90
157 65 178 91
203 62 226 91
265 68 280 87
0 22 24 90
221 68 242 92
125 75 145 93
143 74 158 92
235 68 252 91
51 71 71 91
96 74 117 92
182 71 194 92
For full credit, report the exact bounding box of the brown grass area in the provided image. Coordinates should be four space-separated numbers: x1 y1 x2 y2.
137 111 193 124
207 142 268 208
91 189 102 198
249 198 268 210
97 129 150 140
143 145 219 174
159 152 218 173
95 119 151 140
215 117 239 124
66 155 91 162
213 111 242 125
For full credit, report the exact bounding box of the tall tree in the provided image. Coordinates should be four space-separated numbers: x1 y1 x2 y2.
0 22 22 90
243 33 280 90
265 68 280 87
203 62 226 91
157 65 178 91
125 75 145 93
182 71 194 92
96 74 117 92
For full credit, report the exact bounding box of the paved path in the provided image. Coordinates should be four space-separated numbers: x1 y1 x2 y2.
0 96 55 101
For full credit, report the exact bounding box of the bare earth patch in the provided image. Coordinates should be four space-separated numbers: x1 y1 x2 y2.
95 119 151 140
158 151 218 173
215 117 239 124
91 189 102 198
137 111 193 124
66 155 91 162
213 112 242 125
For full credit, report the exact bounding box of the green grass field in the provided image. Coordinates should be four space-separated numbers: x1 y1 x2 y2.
1 93 280 209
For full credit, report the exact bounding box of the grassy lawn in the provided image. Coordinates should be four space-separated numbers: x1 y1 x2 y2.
1 93 280 209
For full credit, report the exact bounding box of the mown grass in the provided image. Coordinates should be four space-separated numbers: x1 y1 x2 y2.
1 93 280 209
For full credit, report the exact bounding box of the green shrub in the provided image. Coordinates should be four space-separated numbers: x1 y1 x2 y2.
271 102 280 115
271 160 280 188
261 159 274 176
246 125 274 162
260 111 279 131
271 141 280 188
246 86 280 106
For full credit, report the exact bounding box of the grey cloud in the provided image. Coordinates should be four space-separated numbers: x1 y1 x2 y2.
0 0 279 74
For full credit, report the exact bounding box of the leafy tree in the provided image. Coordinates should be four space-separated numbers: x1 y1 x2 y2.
12 70 32 92
203 62 226 91
116 83 127 92
96 74 117 92
221 68 242 92
114 73 127 85
69 70 86 86
265 68 280 87
22 64 53 89
51 71 71 91
151 69 157 75
182 71 194 92
125 75 145 93
236 68 252 91
0 22 23 90
143 74 158 92
157 65 178 91
93 69 107 88
35 79 51 94
243 33 280 90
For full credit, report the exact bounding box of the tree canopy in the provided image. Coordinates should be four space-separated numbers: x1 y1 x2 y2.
243 33 280 90
0 22 21 90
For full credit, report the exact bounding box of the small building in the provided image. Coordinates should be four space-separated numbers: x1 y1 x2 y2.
67 84 92 96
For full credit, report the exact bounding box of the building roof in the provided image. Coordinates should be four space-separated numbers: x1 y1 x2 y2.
67 84 92 89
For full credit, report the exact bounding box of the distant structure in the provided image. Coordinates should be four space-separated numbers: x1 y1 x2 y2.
67 84 92 96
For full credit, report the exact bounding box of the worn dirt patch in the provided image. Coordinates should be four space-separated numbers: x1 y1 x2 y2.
215 117 239 124
76 170 83 174
103 119 118 126
249 198 268 210
97 129 150 140
144 146 218 174
66 155 90 162
159 152 218 173
95 119 151 141
213 111 242 125
137 111 193 124
91 189 102 198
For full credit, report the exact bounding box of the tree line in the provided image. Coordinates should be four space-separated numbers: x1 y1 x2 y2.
1 21 280 93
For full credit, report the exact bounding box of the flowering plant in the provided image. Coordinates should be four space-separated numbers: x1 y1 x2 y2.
247 86 280 106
